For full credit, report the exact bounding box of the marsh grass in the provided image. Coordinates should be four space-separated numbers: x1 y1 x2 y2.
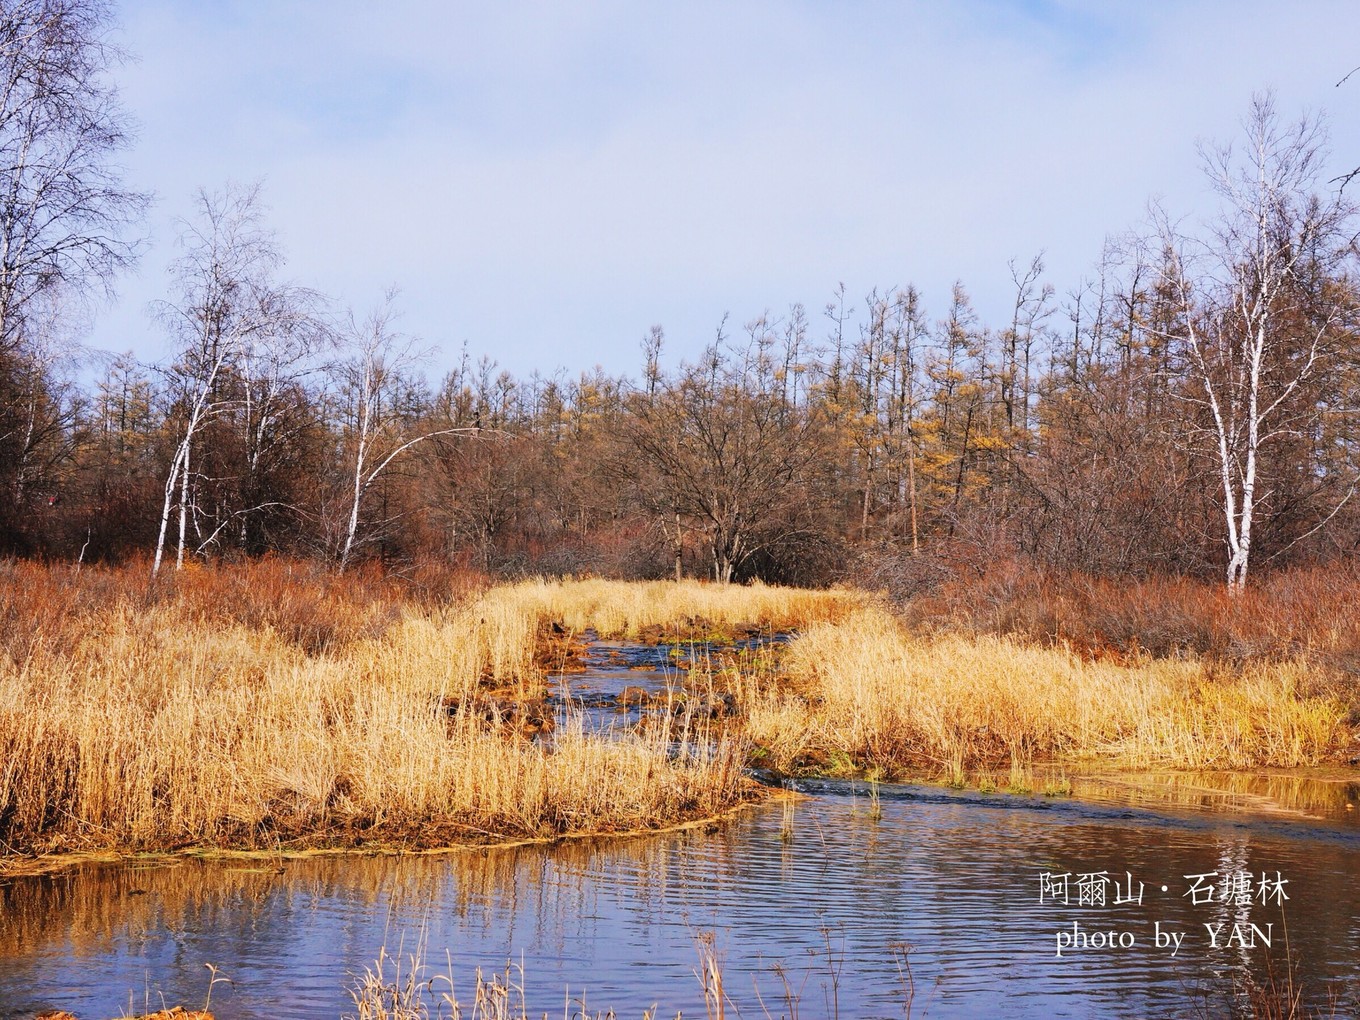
3 559 1354 864
1235 955 1343 1020
1 564 861 862
345 931 867 1020
1184 907 1346 1020
743 606 1352 779
346 939 682 1020
345 923 1346 1020
518 576 863 639
346 947 550 1020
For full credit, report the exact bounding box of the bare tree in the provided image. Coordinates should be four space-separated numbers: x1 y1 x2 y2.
1152 94 1358 590
332 293 478 571
627 334 831 583
0 0 145 549
0 0 147 354
1000 254 1054 436
152 184 314 574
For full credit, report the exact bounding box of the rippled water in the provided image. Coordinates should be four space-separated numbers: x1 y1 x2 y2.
2 779 1358 1019
2 638 1358 1018
550 631 775 732
549 634 683 731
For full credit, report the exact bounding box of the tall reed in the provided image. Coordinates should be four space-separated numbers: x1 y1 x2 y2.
2 564 830 861
745 607 1350 776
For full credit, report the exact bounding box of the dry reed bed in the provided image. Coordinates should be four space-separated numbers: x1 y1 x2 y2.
0 565 856 863
744 607 1352 777
358 576 865 694
3 560 1353 863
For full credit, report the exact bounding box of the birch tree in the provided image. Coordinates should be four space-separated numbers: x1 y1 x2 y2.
333 295 477 571
152 184 313 574
1154 94 1358 591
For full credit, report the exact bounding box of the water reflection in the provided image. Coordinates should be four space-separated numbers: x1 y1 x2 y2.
1071 770 1360 826
2 781 1358 1020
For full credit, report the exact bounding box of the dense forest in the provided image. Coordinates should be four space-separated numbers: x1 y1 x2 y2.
3 2 1359 591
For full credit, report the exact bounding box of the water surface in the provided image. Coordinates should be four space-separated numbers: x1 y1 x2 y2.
2 779 1357 1019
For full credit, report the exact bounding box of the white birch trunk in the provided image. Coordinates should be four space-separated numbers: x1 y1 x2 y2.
152 443 186 575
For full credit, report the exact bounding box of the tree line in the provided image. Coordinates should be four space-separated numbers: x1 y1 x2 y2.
2 3 1358 588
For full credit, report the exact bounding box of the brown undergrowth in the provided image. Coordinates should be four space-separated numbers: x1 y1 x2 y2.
899 561 1360 666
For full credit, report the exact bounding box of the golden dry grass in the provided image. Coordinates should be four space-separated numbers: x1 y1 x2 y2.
0 564 856 863
744 606 1352 778
515 576 863 635
2 559 1352 864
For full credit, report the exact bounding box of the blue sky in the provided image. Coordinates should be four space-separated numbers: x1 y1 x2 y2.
89 0 1360 382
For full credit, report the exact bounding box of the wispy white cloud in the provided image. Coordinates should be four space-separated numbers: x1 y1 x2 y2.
93 0 1360 379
